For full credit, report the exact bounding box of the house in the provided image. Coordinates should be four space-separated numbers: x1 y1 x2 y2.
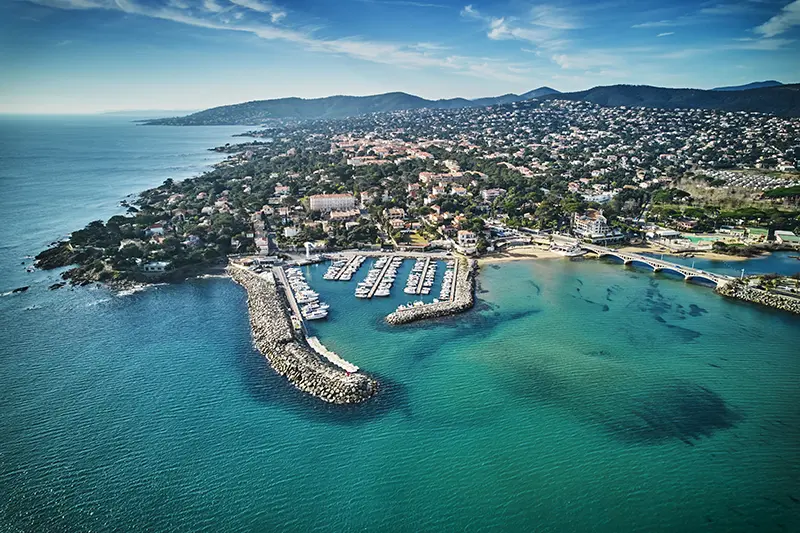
481 188 506 202
329 209 360 222
384 207 405 220
456 230 478 254
145 224 165 236
274 185 290 196
283 226 300 238
142 261 170 274
389 218 406 230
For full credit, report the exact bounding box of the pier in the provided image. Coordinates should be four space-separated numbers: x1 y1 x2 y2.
307 337 359 373
334 255 359 280
273 266 306 333
367 255 398 299
227 263 378 403
448 259 459 301
414 257 431 295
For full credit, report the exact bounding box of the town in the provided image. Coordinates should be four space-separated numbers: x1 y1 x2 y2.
35 98 800 287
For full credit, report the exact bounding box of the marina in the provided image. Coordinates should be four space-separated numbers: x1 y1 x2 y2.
323 254 366 281
283 266 329 321
355 255 404 299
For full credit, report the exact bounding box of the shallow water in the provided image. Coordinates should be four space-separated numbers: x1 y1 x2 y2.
1 117 799 532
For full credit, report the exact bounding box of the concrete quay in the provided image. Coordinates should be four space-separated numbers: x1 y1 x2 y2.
385 258 477 325
228 264 377 404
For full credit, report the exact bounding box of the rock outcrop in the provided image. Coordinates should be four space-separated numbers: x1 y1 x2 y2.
716 280 800 315
385 258 476 325
228 265 378 404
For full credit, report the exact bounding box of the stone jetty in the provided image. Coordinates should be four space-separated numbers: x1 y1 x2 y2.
716 280 800 315
385 258 477 325
228 265 378 404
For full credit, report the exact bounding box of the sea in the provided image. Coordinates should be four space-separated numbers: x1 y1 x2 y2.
1 115 798 533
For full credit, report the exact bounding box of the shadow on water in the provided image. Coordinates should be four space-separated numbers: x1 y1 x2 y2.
609 383 742 445
237 344 412 425
505 360 741 445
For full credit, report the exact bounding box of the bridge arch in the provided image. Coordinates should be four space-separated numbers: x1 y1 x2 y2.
655 266 688 279
685 274 721 287
626 259 658 271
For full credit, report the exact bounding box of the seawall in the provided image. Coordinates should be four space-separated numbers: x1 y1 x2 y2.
385 258 477 325
228 265 378 404
715 280 800 315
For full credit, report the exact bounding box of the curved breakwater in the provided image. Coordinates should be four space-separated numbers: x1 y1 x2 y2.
228 265 378 404
716 280 800 314
385 258 477 325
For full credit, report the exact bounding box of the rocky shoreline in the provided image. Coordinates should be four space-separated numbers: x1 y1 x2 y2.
385 258 477 325
228 265 378 404
715 281 800 315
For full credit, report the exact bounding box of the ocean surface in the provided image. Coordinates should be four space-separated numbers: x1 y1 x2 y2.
1 116 799 533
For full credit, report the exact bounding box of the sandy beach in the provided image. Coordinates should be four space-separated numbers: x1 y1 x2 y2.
479 245 566 264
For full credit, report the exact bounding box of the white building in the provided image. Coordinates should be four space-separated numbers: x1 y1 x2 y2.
142 261 170 273
456 230 478 254
572 210 623 243
283 226 300 238
309 193 356 212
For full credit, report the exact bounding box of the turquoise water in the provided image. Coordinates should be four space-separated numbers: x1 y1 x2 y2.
1 117 799 532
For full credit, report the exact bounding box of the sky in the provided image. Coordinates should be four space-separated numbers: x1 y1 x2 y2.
1 0 799 113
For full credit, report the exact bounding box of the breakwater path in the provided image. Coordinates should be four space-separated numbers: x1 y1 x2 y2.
385 258 477 325
228 264 377 404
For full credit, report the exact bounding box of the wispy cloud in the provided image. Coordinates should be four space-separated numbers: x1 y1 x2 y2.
24 0 530 83
461 4 573 50
754 0 800 38
229 0 285 22
632 19 683 28
353 0 448 8
657 31 674 37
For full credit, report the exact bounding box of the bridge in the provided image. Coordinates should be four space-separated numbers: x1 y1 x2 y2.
580 244 734 287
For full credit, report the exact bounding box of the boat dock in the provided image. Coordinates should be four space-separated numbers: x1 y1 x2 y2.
414 257 432 295
367 255 397 298
273 266 306 333
448 259 459 301
334 255 359 280
307 336 359 373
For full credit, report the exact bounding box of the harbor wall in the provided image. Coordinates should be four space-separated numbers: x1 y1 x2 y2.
228 265 378 404
715 280 800 315
385 258 477 325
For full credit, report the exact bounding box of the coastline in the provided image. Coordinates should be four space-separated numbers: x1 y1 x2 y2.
616 245 754 262
479 245 565 264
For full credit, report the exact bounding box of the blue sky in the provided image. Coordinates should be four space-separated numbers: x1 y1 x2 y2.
1 0 799 113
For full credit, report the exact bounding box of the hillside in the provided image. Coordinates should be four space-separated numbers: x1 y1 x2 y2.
142 87 560 125
712 80 783 91
538 83 800 117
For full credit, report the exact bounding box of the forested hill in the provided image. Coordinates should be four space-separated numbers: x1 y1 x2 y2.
537 83 800 117
141 88 560 125
142 83 800 125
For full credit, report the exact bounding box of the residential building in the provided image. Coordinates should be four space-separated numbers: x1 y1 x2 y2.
456 230 478 254
309 193 356 212
573 210 623 243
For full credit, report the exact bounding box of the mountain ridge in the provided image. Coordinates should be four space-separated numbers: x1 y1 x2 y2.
711 80 783 91
142 82 800 125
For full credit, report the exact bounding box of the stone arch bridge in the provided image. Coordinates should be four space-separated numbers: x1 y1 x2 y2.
581 244 734 287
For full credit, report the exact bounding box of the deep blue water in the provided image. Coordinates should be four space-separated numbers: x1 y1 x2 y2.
1 117 799 532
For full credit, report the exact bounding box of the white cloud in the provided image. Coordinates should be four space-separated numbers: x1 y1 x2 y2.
632 19 679 28
657 32 674 37
755 0 800 37
229 0 285 22
203 0 224 13
24 0 531 83
461 4 571 49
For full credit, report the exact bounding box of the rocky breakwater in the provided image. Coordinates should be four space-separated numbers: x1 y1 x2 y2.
716 280 800 315
228 265 378 404
385 258 477 325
